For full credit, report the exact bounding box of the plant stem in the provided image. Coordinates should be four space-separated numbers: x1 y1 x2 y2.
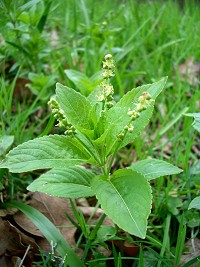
107 142 121 175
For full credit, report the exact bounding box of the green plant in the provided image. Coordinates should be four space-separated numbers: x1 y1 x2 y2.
0 54 182 241
0 0 52 71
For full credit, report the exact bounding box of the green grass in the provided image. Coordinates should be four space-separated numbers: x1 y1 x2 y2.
1 0 200 266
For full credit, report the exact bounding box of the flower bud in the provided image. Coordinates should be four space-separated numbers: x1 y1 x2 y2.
102 69 115 79
136 103 147 112
127 125 134 133
117 132 125 141
127 109 140 120
105 54 112 60
124 125 129 131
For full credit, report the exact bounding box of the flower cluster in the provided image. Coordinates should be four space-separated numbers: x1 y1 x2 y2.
99 54 115 109
48 98 76 136
117 92 154 141
136 92 153 112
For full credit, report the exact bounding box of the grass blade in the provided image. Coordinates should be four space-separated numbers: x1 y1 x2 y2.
159 107 189 136
139 244 144 267
2 201 85 267
78 0 90 28
157 213 171 267
174 214 186 266
37 0 52 33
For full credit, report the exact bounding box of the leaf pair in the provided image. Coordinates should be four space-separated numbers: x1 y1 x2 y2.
27 159 181 238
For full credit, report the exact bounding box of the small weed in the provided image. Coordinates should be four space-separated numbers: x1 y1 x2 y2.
0 0 200 266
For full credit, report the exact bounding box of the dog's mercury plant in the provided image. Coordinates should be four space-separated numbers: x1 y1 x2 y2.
0 55 182 239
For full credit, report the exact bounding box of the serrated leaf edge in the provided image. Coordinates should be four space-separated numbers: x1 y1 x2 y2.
93 170 152 238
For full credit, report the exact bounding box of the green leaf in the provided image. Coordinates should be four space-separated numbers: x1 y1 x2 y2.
168 196 182 215
97 225 117 243
75 132 99 164
56 83 93 129
91 169 152 238
186 210 200 227
19 0 41 12
27 72 56 95
116 77 168 150
65 70 102 96
6 40 31 57
27 166 94 198
37 0 52 33
2 201 85 267
185 113 200 133
87 86 102 105
90 71 103 86
95 103 154 156
120 104 155 150
130 159 182 180
65 70 92 95
188 160 200 176
94 107 130 153
115 77 168 108
188 196 200 210
0 135 14 156
88 102 102 136
0 135 90 173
